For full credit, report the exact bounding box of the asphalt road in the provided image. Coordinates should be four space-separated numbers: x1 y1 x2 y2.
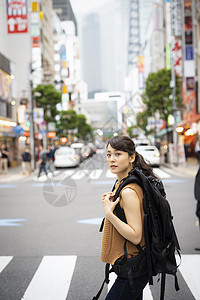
0 151 199 300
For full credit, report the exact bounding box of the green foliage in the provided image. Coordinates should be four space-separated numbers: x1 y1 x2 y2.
33 84 61 124
127 125 136 138
57 110 93 140
58 110 78 131
143 69 182 120
76 114 93 140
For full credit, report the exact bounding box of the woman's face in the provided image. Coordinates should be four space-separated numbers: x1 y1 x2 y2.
106 144 134 176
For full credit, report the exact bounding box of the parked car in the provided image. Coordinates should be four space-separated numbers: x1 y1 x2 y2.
136 145 161 167
70 142 89 162
54 146 81 168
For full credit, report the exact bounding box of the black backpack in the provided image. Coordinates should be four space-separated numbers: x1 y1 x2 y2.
93 167 181 300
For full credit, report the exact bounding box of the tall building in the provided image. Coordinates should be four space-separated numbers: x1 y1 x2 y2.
80 0 129 97
53 0 77 35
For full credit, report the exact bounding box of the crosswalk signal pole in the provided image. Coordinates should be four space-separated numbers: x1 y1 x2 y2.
29 63 36 171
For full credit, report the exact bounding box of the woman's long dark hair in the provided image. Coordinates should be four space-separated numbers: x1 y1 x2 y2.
106 135 158 178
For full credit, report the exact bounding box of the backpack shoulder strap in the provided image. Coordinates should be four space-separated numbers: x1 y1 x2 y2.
99 174 142 231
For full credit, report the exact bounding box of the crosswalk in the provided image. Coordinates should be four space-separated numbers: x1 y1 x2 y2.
33 167 172 183
0 255 199 299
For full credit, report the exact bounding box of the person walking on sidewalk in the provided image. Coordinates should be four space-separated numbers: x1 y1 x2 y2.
46 144 55 176
194 166 200 251
0 143 9 175
37 146 48 179
98 135 154 299
21 148 31 175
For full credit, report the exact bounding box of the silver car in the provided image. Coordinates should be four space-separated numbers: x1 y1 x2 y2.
54 146 81 168
136 145 161 167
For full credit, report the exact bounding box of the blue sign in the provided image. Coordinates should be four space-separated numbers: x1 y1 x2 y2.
186 46 193 60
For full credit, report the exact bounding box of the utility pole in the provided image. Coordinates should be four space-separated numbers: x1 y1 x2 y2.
29 63 36 171
170 39 178 166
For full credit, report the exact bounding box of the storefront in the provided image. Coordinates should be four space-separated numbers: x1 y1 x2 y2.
0 53 19 166
176 116 200 158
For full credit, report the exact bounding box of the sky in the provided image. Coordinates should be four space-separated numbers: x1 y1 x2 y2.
70 0 115 16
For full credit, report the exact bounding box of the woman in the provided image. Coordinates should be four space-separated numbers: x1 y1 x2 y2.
101 135 158 300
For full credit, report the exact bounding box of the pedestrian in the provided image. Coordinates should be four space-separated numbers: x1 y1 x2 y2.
37 145 48 179
194 166 200 251
0 143 9 175
21 148 31 175
195 136 200 163
46 144 55 176
99 135 158 299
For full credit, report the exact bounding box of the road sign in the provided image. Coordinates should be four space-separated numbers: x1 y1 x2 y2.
7 0 28 34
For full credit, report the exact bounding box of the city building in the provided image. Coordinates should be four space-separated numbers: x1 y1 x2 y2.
80 92 125 136
80 0 129 97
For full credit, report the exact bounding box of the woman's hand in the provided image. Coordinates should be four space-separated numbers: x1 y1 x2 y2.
101 192 120 220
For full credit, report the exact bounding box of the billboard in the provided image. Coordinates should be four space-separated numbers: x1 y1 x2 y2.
7 0 28 34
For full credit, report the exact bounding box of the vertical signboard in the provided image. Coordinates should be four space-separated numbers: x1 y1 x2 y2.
7 0 28 33
182 0 196 120
170 0 182 37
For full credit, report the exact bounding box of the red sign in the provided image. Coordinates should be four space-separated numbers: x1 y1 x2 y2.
32 37 40 48
7 0 28 34
60 137 68 143
48 132 56 138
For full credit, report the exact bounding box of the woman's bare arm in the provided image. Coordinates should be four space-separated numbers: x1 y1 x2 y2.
102 188 142 245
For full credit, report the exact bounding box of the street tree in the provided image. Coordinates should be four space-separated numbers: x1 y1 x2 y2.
141 68 182 140
57 110 93 141
33 84 61 124
76 114 93 140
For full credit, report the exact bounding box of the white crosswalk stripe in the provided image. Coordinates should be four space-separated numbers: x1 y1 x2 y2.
107 272 154 299
32 167 172 182
21 256 77 300
178 254 200 300
153 168 171 179
0 255 199 299
0 256 13 273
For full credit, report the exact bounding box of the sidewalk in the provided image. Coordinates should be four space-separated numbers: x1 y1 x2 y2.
0 165 37 183
163 157 199 177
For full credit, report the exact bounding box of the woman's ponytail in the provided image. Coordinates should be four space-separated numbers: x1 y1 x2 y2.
132 152 157 178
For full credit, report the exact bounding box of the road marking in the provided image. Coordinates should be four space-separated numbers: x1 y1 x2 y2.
178 254 200 300
88 169 103 179
71 169 89 180
153 168 171 179
0 219 27 226
0 256 13 272
162 179 186 183
77 217 103 225
0 184 16 188
107 272 153 299
21 256 77 300
91 181 114 184
143 284 154 299
106 169 117 178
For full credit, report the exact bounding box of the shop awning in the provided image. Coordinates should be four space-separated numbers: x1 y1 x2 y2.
0 131 19 137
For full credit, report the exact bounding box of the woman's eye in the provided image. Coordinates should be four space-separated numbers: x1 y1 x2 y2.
106 154 111 157
116 153 121 156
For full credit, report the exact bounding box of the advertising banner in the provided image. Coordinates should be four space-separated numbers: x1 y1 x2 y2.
170 0 182 37
0 69 12 101
7 0 28 34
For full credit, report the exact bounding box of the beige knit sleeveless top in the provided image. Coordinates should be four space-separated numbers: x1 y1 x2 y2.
101 182 145 265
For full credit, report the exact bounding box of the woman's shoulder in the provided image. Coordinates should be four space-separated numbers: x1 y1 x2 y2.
121 182 143 197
